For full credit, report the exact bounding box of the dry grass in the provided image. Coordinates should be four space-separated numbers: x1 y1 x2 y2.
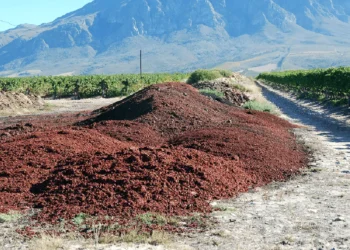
231 79 280 114
0 211 22 223
28 234 65 250
98 230 171 245
243 100 278 113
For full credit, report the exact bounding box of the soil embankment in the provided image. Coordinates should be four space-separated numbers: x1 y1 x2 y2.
0 92 44 115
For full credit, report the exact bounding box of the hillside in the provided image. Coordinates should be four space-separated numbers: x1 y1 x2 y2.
1 0 350 76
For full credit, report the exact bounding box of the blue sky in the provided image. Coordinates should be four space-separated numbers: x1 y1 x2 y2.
0 0 92 31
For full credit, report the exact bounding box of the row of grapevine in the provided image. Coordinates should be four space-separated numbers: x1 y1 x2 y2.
0 73 189 98
257 67 350 105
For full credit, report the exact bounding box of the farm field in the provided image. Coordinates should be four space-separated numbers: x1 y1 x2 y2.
257 67 350 106
0 73 189 98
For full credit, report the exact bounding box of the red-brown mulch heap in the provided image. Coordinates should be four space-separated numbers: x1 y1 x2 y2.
0 82 307 223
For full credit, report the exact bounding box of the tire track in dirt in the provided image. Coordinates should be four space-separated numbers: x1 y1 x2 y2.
258 82 350 155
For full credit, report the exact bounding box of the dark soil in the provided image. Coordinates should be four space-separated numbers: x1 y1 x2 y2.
0 82 307 223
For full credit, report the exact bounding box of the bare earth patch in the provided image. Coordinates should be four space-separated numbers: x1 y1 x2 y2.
43 97 124 115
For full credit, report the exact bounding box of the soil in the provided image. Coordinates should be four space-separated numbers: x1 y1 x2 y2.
0 82 306 224
44 96 123 115
0 92 44 116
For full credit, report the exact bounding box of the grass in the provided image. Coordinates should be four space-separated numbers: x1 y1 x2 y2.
27 221 171 248
243 100 277 113
3 212 214 249
136 212 169 226
0 211 22 223
212 205 236 212
41 103 56 111
65 212 180 246
14 211 211 248
199 88 225 99
27 230 169 250
231 83 251 93
99 230 171 245
72 213 88 226
214 69 233 78
187 69 232 84
29 235 65 250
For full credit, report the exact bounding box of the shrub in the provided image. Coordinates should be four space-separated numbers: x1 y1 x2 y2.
243 100 277 113
199 88 225 99
214 69 233 78
0 211 22 223
187 69 223 84
72 213 88 226
231 84 250 92
136 213 168 226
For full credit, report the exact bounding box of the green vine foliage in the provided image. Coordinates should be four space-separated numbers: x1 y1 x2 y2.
0 73 189 98
257 67 350 105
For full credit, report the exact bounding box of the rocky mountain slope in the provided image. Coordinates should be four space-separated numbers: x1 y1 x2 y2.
1 0 350 76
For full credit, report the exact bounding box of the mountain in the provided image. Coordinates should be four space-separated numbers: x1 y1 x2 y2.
1 0 350 77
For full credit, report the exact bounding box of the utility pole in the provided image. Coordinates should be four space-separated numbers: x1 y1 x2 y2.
140 50 143 86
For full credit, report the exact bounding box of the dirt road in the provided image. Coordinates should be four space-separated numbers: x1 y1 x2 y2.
43 97 123 114
171 83 350 250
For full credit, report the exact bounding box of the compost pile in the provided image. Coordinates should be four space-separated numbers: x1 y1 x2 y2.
0 91 44 114
0 82 306 223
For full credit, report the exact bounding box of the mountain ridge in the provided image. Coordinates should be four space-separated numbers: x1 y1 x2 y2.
1 0 350 76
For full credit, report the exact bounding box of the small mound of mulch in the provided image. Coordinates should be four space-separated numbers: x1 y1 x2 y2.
0 82 307 223
0 127 129 213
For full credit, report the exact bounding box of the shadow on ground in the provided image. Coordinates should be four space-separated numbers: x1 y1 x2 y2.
258 83 350 155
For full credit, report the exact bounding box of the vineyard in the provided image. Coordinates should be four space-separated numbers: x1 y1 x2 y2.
257 67 350 106
0 73 189 98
